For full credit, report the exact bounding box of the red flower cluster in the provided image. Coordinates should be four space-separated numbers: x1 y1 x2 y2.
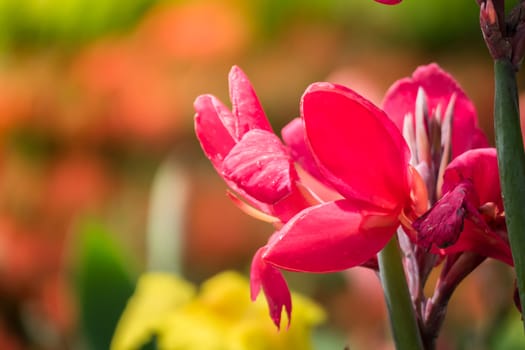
194 64 510 329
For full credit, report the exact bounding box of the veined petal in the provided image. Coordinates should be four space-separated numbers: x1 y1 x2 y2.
442 148 501 208
222 129 297 204
382 63 487 158
264 200 399 272
250 247 292 329
302 83 411 211
194 94 237 169
229 66 273 138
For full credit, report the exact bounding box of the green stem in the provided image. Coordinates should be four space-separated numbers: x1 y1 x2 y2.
378 235 424 349
494 58 525 327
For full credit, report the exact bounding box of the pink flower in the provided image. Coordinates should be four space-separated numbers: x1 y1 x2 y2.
194 66 311 223
414 148 512 265
262 83 419 272
194 66 315 328
383 63 489 159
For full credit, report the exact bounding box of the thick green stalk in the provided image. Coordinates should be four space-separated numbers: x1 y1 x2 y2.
494 59 525 326
378 235 424 349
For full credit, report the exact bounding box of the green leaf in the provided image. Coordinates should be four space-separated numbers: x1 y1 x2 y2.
72 219 137 350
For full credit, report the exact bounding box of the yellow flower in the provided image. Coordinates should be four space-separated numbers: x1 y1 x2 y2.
111 271 325 350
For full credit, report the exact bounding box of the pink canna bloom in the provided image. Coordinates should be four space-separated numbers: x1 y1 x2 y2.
194 66 312 224
383 63 489 160
258 81 427 292
195 64 490 330
413 148 513 266
194 66 317 328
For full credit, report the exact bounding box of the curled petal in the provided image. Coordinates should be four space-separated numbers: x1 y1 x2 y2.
194 94 237 169
382 63 488 158
302 83 410 212
414 180 480 249
222 129 297 204
229 66 273 138
442 148 501 208
250 247 292 329
264 200 399 272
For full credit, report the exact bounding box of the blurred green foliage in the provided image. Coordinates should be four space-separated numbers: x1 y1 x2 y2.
0 0 156 48
73 220 137 350
251 0 482 50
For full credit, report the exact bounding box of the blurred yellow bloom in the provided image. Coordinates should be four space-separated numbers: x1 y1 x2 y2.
111 271 325 350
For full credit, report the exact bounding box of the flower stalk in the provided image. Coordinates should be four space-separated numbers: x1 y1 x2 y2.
378 234 424 349
493 58 525 326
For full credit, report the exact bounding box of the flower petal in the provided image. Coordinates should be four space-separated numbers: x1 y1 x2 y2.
222 129 297 204
382 63 488 158
439 220 513 266
414 180 480 249
250 247 292 329
302 82 410 211
229 66 273 138
281 118 326 184
194 94 237 169
264 200 398 272
442 148 502 208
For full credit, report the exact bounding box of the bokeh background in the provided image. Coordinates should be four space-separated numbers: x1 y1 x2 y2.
0 0 522 349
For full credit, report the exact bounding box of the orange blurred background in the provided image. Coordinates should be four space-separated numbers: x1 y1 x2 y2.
0 0 518 349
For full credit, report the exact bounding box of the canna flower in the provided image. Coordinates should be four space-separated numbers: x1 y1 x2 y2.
110 271 325 350
254 82 428 326
194 66 311 224
413 147 513 265
264 82 415 271
194 66 318 328
383 63 488 160
195 64 488 329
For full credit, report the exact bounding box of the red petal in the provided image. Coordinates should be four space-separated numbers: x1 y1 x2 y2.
264 200 398 272
229 66 273 138
222 129 297 204
442 148 501 208
194 94 237 169
302 83 410 212
250 247 292 329
382 63 487 158
439 220 513 266
281 118 332 187
414 180 480 249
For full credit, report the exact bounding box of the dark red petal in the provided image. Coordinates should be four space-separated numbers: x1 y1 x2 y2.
229 66 273 138
264 200 398 272
414 180 480 249
250 247 292 329
302 82 410 212
222 129 297 204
